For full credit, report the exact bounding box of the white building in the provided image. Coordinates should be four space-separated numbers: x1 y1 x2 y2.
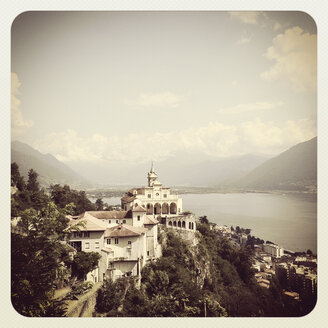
68 206 161 282
263 243 284 258
67 165 196 282
121 163 183 217
121 164 196 232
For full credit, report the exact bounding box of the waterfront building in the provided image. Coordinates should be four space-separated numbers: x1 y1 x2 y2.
263 243 284 258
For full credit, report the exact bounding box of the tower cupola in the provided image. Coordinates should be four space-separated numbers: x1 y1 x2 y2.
147 161 160 187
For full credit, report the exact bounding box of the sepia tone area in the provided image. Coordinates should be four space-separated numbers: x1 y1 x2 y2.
11 11 316 317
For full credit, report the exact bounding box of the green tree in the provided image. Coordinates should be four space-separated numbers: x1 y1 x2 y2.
199 216 209 224
95 278 127 314
95 198 104 211
71 251 101 280
27 169 40 193
11 202 77 317
50 184 96 215
11 162 26 191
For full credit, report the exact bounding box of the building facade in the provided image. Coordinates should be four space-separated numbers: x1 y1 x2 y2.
67 165 196 282
121 163 183 217
121 164 196 232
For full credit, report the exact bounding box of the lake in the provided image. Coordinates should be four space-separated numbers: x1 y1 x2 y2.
93 192 317 253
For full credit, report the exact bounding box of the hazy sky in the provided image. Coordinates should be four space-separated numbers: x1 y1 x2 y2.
11 11 317 170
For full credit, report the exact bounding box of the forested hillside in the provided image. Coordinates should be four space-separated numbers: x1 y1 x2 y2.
11 141 91 188
94 225 313 317
236 137 317 191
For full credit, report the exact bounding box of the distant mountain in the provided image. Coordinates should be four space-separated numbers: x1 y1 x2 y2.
11 141 92 189
154 153 270 187
65 151 269 188
235 137 317 192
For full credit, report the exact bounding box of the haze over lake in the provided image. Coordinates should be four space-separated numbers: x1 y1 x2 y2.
96 192 317 253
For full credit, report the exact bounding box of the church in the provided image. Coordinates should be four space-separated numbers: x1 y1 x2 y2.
121 163 182 216
67 164 196 283
121 163 196 231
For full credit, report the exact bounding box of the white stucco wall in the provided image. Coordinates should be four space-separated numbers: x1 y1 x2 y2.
105 234 146 262
69 230 105 252
100 218 133 227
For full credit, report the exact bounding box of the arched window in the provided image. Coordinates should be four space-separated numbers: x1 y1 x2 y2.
182 221 186 228
168 221 172 226
170 202 177 214
178 221 181 228
173 221 177 227
162 203 169 214
146 203 153 215
154 203 161 215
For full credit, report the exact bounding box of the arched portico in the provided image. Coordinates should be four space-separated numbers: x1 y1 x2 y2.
146 203 153 215
162 203 169 214
154 203 161 215
170 202 177 214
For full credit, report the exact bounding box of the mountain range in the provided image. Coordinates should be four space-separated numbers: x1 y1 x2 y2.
235 137 317 192
11 140 91 189
11 137 317 192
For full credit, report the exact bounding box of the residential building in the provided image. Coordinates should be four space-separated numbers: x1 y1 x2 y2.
263 243 284 258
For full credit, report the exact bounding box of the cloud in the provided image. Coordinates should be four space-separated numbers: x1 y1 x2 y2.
229 12 261 25
33 118 316 165
273 22 282 31
123 92 182 109
229 12 282 31
261 27 317 92
11 73 33 138
237 37 251 45
218 101 283 114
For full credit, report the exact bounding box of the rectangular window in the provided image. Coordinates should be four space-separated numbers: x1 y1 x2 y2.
95 241 100 249
147 251 150 256
85 242 90 250
107 239 111 245
128 241 132 245
123 220 126 224
115 238 119 244
109 220 111 224
164 194 167 198
137 215 140 221
116 220 119 224
83 231 90 238
148 194 151 198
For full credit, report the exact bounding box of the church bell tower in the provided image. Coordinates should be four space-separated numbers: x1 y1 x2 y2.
147 161 159 187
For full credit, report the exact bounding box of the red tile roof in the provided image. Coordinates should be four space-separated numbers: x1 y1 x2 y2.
83 210 132 219
132 205 147 212
144 216 159 225
68 213 107 231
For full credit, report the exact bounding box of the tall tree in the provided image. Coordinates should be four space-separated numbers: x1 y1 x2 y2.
11 201 80 316
27 169 40 193
95 198 104 211
11 162 26 191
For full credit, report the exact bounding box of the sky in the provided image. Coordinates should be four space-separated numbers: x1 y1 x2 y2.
11 11 317 182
